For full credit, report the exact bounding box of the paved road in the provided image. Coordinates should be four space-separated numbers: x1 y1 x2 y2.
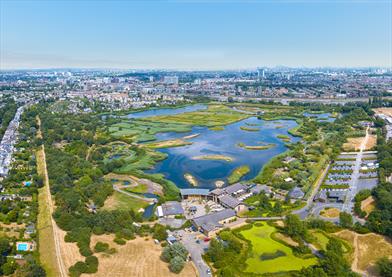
293 164 331 219
113 185 155 203
178 230 211 277
342 127 369 213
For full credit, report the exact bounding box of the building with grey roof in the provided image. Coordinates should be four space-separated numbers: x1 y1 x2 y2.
218 194 246 212
180 188 210 200
289 187 304 199
192 209 236 236
157 201 184 218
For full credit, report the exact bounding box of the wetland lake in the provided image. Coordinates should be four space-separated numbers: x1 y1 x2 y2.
127 104 300 189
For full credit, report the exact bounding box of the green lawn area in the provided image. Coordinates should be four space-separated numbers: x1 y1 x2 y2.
311 231 330 251
125 183 148 194
310 230 348 253
104 191 149 212
240 222 317 274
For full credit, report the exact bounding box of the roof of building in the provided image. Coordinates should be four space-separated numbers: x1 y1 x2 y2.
289 187 305 199
210 188 225 196
218 194 241 209
192 209 236 231
161 201 184 216
224 183 248 195
180 188 210 196
250 184 272 195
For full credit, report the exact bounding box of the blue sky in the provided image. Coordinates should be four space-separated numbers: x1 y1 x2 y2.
1 0 391 69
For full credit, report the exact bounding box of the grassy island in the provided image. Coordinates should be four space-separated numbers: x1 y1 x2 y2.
192 155 234 162
240 126 260 132
237 142 276 150
143 139 192 149
184 173 198 186
228 165 250 184
276 134 291 142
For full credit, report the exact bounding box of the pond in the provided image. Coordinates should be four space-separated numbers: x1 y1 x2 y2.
147 116 300 189
303 112 335 122
126 104 207 118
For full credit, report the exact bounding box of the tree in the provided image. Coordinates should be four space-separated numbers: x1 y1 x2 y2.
169 256 185 273
339 212 353 228
321 238 351 276
153 224 167 241
376 257 392 277
284 214 306 238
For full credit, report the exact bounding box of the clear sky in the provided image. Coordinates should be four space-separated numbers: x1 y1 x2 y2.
1 0 391 70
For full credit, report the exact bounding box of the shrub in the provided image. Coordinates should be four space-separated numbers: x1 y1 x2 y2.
94 242 109 253
85 256 98 273
113 238 126 245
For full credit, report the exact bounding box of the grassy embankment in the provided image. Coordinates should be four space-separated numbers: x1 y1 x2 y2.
228 165 250 184
36 148 59 277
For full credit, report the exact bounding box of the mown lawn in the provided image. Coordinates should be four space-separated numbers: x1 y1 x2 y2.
240 222 317 274
103 191 149 212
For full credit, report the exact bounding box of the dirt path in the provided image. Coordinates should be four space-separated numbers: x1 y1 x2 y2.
335 229 392 276
351 234 367 276
86 144 95 161
37 116 68 277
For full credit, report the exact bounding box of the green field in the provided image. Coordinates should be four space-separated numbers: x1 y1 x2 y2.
240 222 317 274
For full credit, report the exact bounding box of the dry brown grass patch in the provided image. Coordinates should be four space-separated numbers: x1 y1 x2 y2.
361 196 375 217
320 207 340 218
84 235 196 277
374 108 392 117
335 230 392 275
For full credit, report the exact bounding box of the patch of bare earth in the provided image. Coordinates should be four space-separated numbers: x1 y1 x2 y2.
361 196 375 217
374 108 392 117
334 230 392 276
274 232 299 247
343 135 377 151
84 235 197 277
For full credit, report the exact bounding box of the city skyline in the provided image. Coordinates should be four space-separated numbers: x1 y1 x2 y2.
1 0 391 70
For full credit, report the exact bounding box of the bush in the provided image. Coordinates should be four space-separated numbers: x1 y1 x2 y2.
169 256 185 273
85 256 98 273
153 224 167 242
94 242 109 253
69 261 87 277
113 238 126 245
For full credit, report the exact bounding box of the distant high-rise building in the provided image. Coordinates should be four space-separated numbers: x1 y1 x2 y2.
164 76 179 85
149 76 154 82
257 68 265 80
